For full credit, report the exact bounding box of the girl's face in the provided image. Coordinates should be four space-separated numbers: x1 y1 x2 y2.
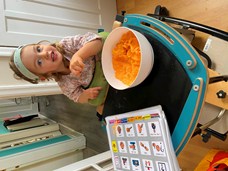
21 44 66 77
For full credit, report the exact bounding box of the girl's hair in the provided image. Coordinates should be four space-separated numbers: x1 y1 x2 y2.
9 41 70 84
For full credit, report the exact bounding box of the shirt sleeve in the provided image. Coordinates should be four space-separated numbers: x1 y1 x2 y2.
57 74 84 103
60 32 101 55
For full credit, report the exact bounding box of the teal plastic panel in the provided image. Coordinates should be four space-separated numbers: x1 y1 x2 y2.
0 135 71 157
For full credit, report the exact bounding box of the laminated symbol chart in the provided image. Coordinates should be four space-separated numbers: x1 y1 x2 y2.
105 105 180 171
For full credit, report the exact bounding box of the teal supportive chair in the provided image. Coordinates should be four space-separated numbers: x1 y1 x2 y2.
102 14 208 155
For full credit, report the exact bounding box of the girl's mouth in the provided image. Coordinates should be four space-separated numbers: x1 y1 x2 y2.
51 51 57 61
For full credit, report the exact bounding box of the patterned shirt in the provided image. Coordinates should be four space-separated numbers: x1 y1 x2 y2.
57 32 101 102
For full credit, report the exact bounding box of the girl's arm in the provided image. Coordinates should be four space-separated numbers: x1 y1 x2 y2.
77 86 102 103
58 75 102 104
70 39 102 76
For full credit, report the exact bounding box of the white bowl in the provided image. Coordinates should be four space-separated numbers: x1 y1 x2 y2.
101 27 154 90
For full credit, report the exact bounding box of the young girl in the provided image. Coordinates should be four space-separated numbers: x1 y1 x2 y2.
9 32 109 115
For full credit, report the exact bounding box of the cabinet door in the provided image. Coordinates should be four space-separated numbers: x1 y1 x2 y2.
0 0 116 46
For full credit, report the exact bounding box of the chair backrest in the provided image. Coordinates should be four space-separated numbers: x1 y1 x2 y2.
102 14 208 155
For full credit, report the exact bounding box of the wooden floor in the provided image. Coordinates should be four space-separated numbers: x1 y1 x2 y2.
177 135 228 170
116 0 228 170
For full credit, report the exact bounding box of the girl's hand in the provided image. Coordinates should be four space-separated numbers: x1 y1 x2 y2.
70 39 102 77
78 87 102 103
70 55 85 77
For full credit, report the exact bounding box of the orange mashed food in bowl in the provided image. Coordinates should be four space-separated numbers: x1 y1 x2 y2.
112 31 141 86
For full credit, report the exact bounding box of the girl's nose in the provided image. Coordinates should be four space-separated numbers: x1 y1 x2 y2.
40 51 49 59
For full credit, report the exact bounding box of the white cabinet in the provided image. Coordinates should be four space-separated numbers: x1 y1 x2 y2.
0 0 116 46
0 97 86 171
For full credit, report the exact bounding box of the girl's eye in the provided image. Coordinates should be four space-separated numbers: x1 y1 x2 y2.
36 46 42 53
37 59 42 66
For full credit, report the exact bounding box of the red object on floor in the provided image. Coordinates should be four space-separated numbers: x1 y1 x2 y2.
207 151 228 171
